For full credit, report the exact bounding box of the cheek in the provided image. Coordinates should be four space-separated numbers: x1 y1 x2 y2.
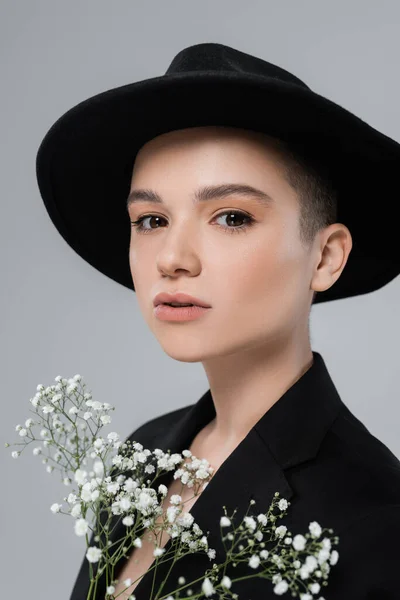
214 234 304 308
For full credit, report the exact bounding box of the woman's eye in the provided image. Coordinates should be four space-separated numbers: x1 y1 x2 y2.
130 210 255 235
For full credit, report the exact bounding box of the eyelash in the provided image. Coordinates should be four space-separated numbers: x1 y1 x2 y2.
130 210 255 235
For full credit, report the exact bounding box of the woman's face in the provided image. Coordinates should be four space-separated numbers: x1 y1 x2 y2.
127 126 319 362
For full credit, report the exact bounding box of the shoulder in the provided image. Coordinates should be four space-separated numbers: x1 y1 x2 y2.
314 402 400 515
327 503 400 595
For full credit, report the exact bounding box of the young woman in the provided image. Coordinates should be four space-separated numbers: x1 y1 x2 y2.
36 42 400 599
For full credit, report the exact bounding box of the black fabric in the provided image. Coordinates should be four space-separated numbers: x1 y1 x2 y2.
35 42 400 303
69 351 400 599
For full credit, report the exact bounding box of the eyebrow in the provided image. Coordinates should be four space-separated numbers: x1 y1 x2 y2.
126 183 274 211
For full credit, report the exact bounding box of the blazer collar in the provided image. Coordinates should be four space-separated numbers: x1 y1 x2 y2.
108 350 345 598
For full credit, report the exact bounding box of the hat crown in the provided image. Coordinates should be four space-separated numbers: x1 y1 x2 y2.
165 42 311 90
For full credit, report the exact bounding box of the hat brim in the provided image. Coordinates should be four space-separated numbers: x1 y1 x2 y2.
36 71 400 303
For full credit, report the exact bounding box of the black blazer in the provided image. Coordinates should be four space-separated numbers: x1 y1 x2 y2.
70 351 400 599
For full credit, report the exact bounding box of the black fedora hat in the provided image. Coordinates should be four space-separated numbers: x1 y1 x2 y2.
35 42 400 304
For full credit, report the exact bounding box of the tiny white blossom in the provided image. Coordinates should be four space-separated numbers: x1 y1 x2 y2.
74 518 89 536
83 412 92 420
74 469 88 485
69 406 79 415
248 554 260 569
50 503 62 513
100 415 111 425
33 447 42 455
11 451 20 459
106 586 115 595
86 546 102 563
42 405 55 414
292 534 307 551
107 432 119 442
71 503 82 518
221 575 232 589
153 547 165 557
330 549 339 565
40 429 49 438
201 577 215 597
18 428 27 437
273 579 289 595
309 521 322 538
278 498 288 511
274 525 287 538
244 516 257 532
220 516 231 527
25 418 34 428
46 465 54 473
122 516 134 526
123 578 132 587
309 582 321 594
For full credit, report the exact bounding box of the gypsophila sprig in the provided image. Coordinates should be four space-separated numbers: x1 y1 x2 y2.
7 374 339 600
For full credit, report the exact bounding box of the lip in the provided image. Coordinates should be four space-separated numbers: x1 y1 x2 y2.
153 291 211 308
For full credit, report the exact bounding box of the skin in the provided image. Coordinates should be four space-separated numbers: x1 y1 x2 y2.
127 125 353 453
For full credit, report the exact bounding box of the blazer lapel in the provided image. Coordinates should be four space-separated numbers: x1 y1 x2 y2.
100 351 344 599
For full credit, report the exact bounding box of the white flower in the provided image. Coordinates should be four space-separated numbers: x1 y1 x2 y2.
71 503 82 518
201 577 215 597
33 447 42 455
292 534 307 551
300 594 312 600
244 516 257 532
309 582 321 594
15 424 22 431
260 549 269 559
330 549 339 565
274 525 287 538
93 438 104 450
100 415 111 425
220 516 231 527
309 521 322 538
93 461 104 477
91 401 103 411
278 498 288 511
248 554 260 569
305 555 318 571
46 465 54 473
317 547 330 564
133 538 142 548
68 406 79 415
221 575 232 589
107 431 119 442
40 429 49 438
153 547 165 557
18 428 27 437
122 516 134 526
106 586 115 595
123 578 132 587
74 518 89 536
119 496 132 511
273 579 289 595
257 513 268 526
50 503 62 513
42 405 55 414
25 418 34 428
11 451 20 459
83 412 92 420
86 546 102 563
106 481 119 495
74 469 88 486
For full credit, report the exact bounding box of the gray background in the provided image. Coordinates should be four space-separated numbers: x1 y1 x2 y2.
1 1 400 598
